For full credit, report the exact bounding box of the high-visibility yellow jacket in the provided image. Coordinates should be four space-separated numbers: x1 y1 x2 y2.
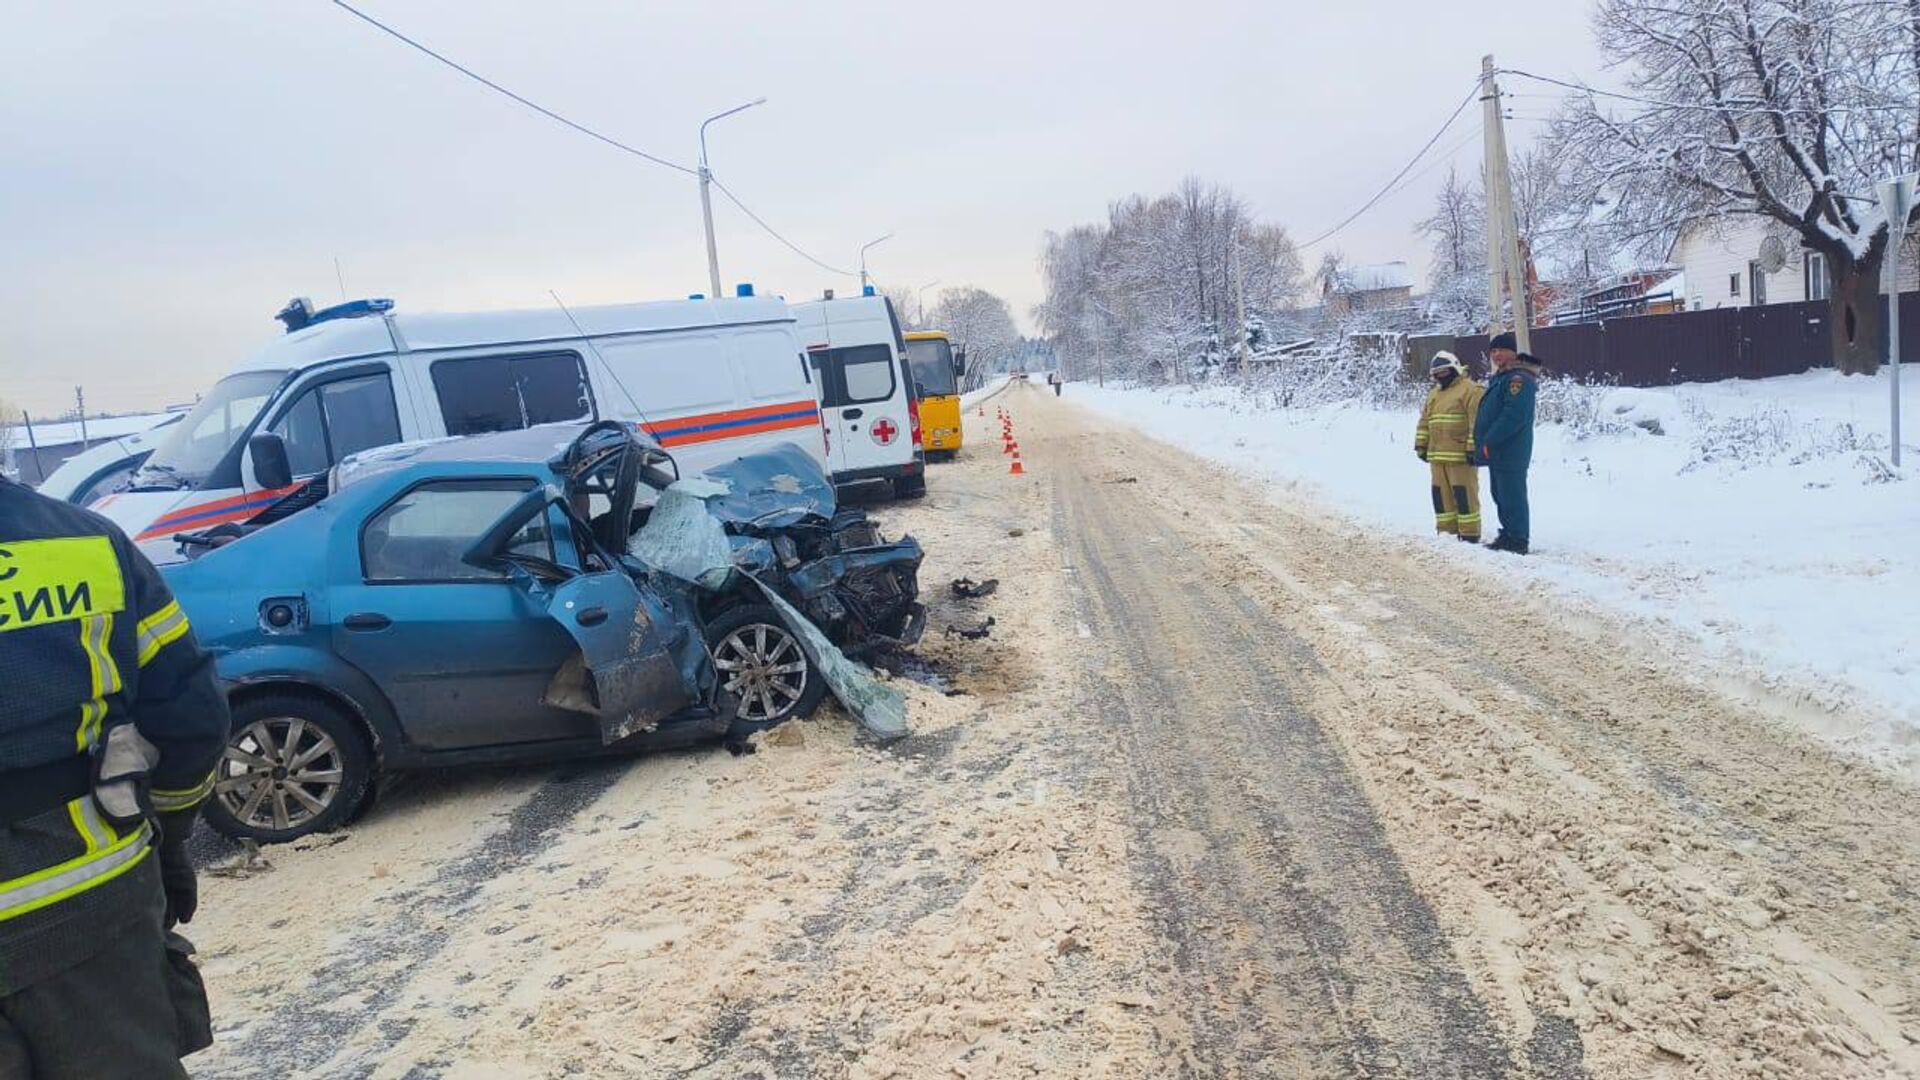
1415 377 1486 463
0 477 228 993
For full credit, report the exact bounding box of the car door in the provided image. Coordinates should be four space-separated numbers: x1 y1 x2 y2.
329 477 600 751
540 572 696 744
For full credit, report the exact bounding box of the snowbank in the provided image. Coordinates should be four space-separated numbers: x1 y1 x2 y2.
1069 368 1920 766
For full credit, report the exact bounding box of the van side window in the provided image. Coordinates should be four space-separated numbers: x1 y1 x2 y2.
835 344 897 405
323 374 402 459
270 391 329 477
432 353 593 436
267 371 402 478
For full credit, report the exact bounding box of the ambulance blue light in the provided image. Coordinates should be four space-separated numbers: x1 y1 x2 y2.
736 283 755 297
688 293 706 300
862 285 876 297
277 297 395 333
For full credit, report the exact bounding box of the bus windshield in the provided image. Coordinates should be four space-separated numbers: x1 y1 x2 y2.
904 339 958 397
134 370 287 489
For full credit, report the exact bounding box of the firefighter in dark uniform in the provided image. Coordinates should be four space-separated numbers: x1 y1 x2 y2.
1473 332 1543 554
0 474 228 1078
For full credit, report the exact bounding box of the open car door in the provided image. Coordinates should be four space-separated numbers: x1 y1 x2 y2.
540 571 697 744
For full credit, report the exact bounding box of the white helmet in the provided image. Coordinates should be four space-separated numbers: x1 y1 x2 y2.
1429 350 1466 377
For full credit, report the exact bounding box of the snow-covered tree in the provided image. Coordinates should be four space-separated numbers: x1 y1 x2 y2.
1035 178 1304 383
1417 167 1489 329
1550 0 1920 373
927 286 1020 388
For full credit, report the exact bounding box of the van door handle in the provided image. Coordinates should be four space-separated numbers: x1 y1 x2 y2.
843 408 864 419
343 612 391 631
575 606 608 627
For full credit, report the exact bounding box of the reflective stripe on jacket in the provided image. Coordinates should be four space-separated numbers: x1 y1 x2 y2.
1415 377 1486 463
0 478 228 992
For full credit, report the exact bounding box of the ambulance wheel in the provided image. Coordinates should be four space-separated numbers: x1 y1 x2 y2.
892 474 927 500
706 604 828 734
203 694 372 844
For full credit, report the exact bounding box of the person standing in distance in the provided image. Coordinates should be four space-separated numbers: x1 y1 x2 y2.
0 473 229 1078
1473 331 1542 554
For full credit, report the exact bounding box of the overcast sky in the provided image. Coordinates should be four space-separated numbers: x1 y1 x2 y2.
0 1 1602 417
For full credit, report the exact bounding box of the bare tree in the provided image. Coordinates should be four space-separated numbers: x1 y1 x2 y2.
1550 0 1920 373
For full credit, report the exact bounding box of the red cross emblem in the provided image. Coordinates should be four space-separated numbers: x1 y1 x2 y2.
870 418 898 445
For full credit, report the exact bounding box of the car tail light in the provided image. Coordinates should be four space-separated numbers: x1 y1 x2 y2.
907 395 923 449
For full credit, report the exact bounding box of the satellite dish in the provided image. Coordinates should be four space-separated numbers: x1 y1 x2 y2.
1757 234 1788 275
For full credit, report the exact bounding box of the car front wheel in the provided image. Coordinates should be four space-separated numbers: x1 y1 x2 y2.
203 693 372 844
706 605 828 733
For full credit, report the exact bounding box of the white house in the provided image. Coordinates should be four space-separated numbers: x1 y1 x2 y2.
1672 216 1918 310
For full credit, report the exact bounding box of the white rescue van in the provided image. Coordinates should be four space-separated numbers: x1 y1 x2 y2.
791 291 926 499
94 293 826 563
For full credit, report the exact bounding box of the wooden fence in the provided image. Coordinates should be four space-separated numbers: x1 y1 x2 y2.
1411 293 1920 386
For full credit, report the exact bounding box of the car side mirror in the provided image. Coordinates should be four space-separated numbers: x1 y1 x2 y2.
952 348 968 375
249 432 293 490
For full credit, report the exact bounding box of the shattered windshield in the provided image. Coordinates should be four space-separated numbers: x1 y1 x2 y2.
135 370 286 488
905 339 958 397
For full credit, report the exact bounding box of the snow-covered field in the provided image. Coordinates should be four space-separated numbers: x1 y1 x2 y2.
1070 367 1920 768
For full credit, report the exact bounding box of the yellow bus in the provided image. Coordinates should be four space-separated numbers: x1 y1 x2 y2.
904 330 964 459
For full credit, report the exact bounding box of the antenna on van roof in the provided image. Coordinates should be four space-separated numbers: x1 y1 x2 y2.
548 290 660 440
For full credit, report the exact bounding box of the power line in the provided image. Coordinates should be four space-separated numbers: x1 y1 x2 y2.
331 0 696 176
1297 80 1483 250
707 176 860 278
1498 66 1912 117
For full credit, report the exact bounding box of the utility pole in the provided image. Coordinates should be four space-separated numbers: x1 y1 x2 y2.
698 98 767 299
74 387 88 451
1879 173 1916 467
1480 56 1532 352
1229 236 1251 381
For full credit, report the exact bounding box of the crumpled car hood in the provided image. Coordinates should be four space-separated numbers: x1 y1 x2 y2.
698 443 837 529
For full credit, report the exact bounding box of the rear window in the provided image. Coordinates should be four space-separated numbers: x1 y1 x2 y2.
431 353 593 436
830 344 898 405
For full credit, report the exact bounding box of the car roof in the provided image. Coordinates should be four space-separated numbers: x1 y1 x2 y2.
332 422 663 490
229 295 796 376
904 330 950 342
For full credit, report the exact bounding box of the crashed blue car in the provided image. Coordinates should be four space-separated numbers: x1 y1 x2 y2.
163 422 923 843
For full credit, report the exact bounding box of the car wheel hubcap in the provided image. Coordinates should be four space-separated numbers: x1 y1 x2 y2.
714 623 809 723
214 717 344 833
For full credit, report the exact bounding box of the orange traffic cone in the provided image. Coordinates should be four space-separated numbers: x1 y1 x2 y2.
1009 454 1025 475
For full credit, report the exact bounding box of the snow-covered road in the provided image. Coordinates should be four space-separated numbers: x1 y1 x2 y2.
183 382 1920 1079
1069 368 1920 773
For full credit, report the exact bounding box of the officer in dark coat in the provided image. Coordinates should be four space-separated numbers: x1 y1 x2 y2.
0 474 229 1077
1473 332 1542 554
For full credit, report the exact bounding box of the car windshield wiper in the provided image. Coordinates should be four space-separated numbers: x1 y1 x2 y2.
127 463 190 492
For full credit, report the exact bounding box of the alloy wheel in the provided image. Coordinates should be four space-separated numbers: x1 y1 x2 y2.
713 623 810 723
213 717 345 833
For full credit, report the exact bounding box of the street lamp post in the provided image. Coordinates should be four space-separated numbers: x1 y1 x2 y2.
698 97 767 299
859 234 893 291
1879 173 1917 468
915 280 941 325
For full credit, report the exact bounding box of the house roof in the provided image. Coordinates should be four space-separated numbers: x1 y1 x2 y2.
19 411 178 448
1329 262 1413 293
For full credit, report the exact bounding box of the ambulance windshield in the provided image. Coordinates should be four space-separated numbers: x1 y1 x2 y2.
904 339 957 397
134 371 287 489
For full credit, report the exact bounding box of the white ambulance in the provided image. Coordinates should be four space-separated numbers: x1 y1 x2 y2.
93 292 826 563
790 290 926 499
